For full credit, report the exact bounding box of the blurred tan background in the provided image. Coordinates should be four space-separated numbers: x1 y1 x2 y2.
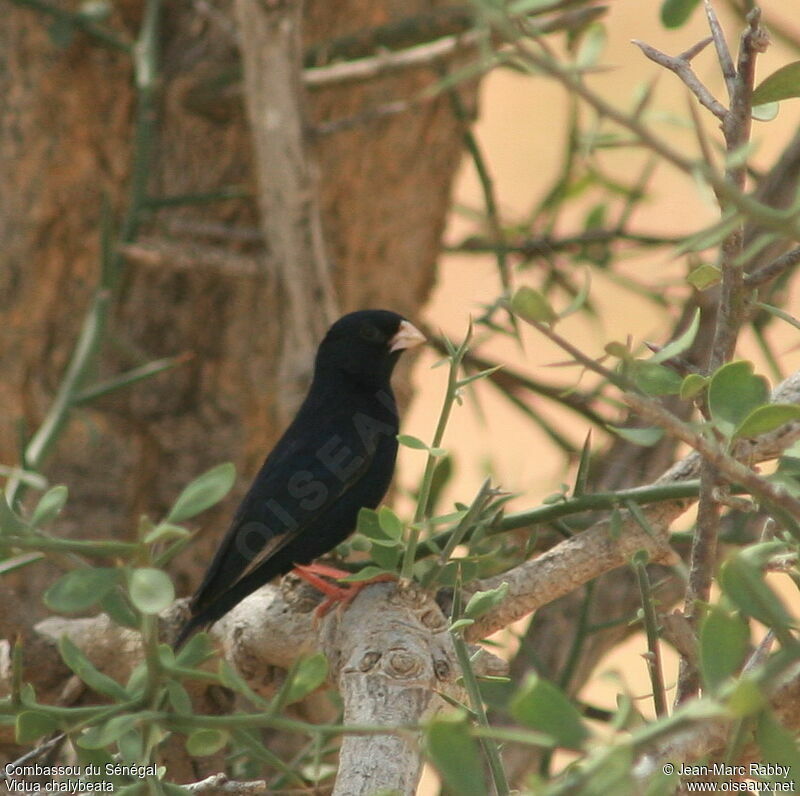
395 2 800 770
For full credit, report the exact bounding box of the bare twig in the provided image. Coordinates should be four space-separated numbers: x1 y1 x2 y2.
304 31 481 88
631 38 727 120
315 98 420 136
510 38 800 240
120 238 262 277
744 246 800 289
184 773 269 793
449 228 679 255
675 461 720 704
303 5 476 67
515 317 800 521
704 0 736 98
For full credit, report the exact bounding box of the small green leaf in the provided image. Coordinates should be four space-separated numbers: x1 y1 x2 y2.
78 714 140 749
218 659 270 708
608 425 664 447
458 365 503 388
752 102 780 122
16 711 59 743
59 636 128 700
128 568 175 615
378 506 404 539
575 23 606 70
660 0 700 28
464 582 509 620
175 632 214 668
708 361 770 438
337 565 392 583
101 587 140 629
370 541 401 570
0 552 44 575
756 302 800 332
756 710 800 774
605 341 631 360
559 268 592 320
733 404 800 440
650 309 700 364
356 507 383 539
144 522 190 544
680 373 707 400
573 431 592 497
726 676 766 717
166 681 193 714
425 712 487 796
186 729 229 757
719 549 793 632
510 674 589 750
449 618 475 633
511 286 557 324
0 494 29 534
117 729 144 764
630 360 683 396
284 653 328 705
397 434 429 451
167 462 235 523
44 568 120 612
31 485 69 527
752 62 800 105
687 263 722 290
699 606 750 694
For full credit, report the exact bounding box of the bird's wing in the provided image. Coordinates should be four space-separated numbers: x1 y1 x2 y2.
189 418 376 613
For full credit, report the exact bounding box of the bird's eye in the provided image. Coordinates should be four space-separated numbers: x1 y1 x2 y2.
359 323 384 343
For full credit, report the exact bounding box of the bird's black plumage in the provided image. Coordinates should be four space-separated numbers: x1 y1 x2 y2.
174 310 424 646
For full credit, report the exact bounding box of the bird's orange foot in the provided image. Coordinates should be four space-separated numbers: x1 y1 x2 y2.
291 564 397 619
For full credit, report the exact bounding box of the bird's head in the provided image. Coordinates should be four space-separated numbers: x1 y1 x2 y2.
315 309 426 388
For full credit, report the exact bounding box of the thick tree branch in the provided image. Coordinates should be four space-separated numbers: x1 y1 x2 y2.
467 368 800 642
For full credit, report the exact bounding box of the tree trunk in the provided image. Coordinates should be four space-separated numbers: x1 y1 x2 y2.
0 0 473 634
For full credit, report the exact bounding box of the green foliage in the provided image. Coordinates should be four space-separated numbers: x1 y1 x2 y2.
708 361 771 439
660 0 701 28
282 653 329 705
166 462 236 524
511 286 557 324
719 543 795 640
699 605 750 694
510 674 589 750
464 582 509 620
128 568 175 615
752 62 800 105
425 712 488 796
629 360 684 396
45 568 121 613
687 263 722 290
607 425 664 447
31 485 69 526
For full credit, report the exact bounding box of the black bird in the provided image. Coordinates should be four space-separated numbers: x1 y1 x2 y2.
174 309 425 646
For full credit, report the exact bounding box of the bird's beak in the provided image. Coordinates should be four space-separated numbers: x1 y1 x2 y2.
389 320 426 353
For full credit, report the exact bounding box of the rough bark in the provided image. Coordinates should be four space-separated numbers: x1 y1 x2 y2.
0 0 472 630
